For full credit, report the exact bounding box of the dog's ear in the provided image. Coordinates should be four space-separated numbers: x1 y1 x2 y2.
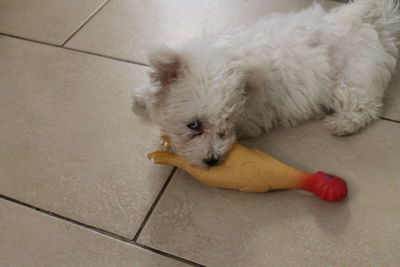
148 47 183 89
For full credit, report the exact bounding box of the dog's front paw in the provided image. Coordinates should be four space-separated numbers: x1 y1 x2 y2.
132 86 152 120
132 97 148 117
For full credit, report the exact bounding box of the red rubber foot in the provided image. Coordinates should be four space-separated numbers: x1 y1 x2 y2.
309 172 348 202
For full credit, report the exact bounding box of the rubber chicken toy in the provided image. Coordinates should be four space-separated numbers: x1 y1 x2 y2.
148 136 348 202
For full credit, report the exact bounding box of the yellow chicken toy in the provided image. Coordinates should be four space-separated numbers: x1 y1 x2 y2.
148 136 348 202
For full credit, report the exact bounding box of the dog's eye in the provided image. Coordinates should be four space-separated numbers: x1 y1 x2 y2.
187 120 202 131
218 131 226 138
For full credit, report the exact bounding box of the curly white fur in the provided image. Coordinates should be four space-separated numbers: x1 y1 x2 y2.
133 0 400 167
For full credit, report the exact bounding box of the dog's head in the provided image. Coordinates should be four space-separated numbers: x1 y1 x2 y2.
133 46 248 167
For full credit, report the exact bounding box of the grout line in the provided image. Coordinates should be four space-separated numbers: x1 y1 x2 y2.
61 0 111 47
135 243 206 267
63 46 148 66
0 194 204 267
380 117 400 124
0 194 130 243
0 32 60 47
133 167 177 242
0 32 148 67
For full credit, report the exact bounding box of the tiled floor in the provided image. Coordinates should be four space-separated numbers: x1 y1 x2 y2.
1 1 399 266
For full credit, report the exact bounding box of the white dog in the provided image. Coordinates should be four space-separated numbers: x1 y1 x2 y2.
133 0 400 167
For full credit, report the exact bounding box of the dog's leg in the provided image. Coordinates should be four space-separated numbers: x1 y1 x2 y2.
324 50 397 136
132 85 152 121
323 79 385 136
323 0 400 136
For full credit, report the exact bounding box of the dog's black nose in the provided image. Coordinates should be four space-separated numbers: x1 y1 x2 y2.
204 155 220 166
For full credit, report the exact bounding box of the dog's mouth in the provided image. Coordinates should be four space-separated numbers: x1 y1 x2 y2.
187 131 203 141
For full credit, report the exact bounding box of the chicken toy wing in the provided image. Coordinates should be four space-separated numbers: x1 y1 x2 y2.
148 136 347 202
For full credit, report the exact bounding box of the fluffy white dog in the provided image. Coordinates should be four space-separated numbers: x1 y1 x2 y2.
133 0 400 167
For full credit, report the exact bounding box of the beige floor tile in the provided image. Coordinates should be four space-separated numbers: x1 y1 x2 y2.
138 120 400 266
0 36 172 238
383 62 400 121
0 199 188 267
65 0 334 64
0 0 106 45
